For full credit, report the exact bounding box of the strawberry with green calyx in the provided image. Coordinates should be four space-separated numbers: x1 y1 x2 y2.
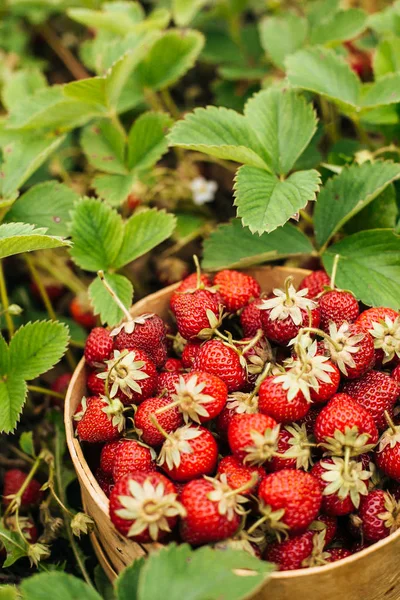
74 396 125 443
269 423 315 472
375 411 400 481
217 456 265 495
298 270 330 298
228 412 280 466
356 307 400 367
358 489 400 542
216 388 260 438
258 372 310 423
109 471 185 542
169 256 213 313
112 439 157 482
213 269 261 313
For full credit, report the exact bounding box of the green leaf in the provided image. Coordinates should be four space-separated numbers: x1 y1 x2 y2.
0 373 27 434
286 46 361 110
93 173 135 207
367 1 400 35
68 3 145 35
20 572 102 600
234 166 321 234
63 78 107 107
0 223 71 259
344 184 399 234
0 333 10 375
136 29 204 91
0 525 27 567
115 557 145 600
137 544 273 600
81 121 127 175
259 13 308 68
94 566 116 600
0 134 65 200
89 273 133 326
202 219 314 270
0 586 19 600
244 88 317 175
5 181 79 236
70 198 124 272
306 0 340 28
174 213 207 240
115 208 176 269
19 431 35 457
309 9 367 45
127 112 173 171
172 0 208 26
9 320 69 380
373 37 400 79
1 68 47 112
314 161 400 248
168 106 270 170
361 73 400 108
322 229 400 309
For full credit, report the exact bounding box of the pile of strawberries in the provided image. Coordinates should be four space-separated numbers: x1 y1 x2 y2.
75 265 400 571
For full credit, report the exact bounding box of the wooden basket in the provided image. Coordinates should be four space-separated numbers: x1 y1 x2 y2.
65 266 400 600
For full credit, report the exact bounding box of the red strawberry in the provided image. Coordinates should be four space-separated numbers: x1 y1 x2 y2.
319 290 359 332
269 424 313 472
217 456 264 494
309 361 340 404
242 336 272 387
258 375 310 423
264 530 314 570
314 394 378 455
343 371 400 431
240 298 263 337
156 371 180 397
173 289 222 340
258 469 322 534
100 440 122 475
109 471 184 541
134 397 183 446
70 296 96 329
322 322 375 379
310 514 338 547
97 349 157 406
112 313 167 368
86 370 105 395
356 307 400 367
3 515 38 544
298 406 321 436
3 469 43 508
170 273 212 312
95 468 114 498
179 477 248 545
170 371 227 423
358 489 400 542
112 439 156 482
194 339 246 392
375 420 400 481
217 390 260 439
298 270 330 298
325 547 352 562
158 425 218 482
51 373 72 395
228 413 279 465
259 279 320 345
393 364 400 382
84 327 113 367
163 358 183 372
181 341 201 369
213 270 261 312
74 396 124 443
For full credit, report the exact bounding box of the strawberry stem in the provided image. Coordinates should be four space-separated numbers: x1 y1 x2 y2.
250 363 272 399
192 255 202 289
330 254 340 290
284 276 294 306
150 414 173 442
97 270 132 322
240 329 264 355
247 514 268 535
299 327 342 352
384 410 398 434
224 472 258 498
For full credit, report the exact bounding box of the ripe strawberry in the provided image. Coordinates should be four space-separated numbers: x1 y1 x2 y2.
158 425 218 482
213 269 261 312
134 397 183 446
97 349 157 406
298 270 330 298
112 439 156 482
298 406 321 436
74 396 124 443
170 273 212 312
3 469 43 508
109 471 184 541
170 371 227 424
95 468 114 498
375 421 400 481
258 469 322 534
319 290 359 332
310 514 338 547
87 370 105 395
240 298 263 337
325 548 352 562
173 289 222 340
356 307 400 367
180 476 248 545
259 279 320 345
216 391 259 438
314 394 378 455
194 339 246 392
51 373 72 395
323 322 375 379
112 313 167 368
264 530 314 570
70 296 96 329
269 424 314 472
163 358 183 372
156 371 180 397
84 327 113 367
100 440 122 475
242 336 272 387
358 489 400 542
228 413 279 465
309 361 341 404
217 456 264 494
393 364 400 382
126 192 141 212
181 341 201 369
258 375 310 423
343 371 400 431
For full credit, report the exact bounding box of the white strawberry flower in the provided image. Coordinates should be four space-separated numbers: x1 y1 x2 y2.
369 315 400 364
116 478 186 540
97 349 149 399
190 176 218 205
258 282 316 325
324 322 364 376
110 313 155 337
157 425 202 470
172 374 214 423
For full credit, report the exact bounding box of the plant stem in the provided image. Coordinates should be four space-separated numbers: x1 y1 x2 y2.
36 23 90 80
0 261 14 337
27 385 64 400
352 118 373 149
160 89 180 120
144 88 165 112
110 112 127 141
329 254 340 289
98 270 132 322
299 209 314 226
3 454 43 519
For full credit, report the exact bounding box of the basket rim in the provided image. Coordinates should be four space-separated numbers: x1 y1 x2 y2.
64 266 400 579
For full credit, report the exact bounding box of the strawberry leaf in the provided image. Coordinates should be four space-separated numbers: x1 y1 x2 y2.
89 273 133 326
202 219 314 270
0 525 27 567
115 556 145 600
0 223 71 259
309 8 367 45
373 37 400 79
67 3 145 35
172 0 208 26
1 68 47 112
127 111 173 171
81 121 128 175
0 373 27 435
20 572 102 600
234 166 321 234
92 173 136 207
259 14 308 69
19 431 35 457
361 73 400 108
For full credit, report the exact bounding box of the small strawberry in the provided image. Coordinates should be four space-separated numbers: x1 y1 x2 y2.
97 349 157 406
179 476 249 545
356 307 400 366
3 469 43 508
269 424 314 472
258 277 320 345
343 371 400 431
298 270 330 298
213 269 261 312
194 339 247 392
109 471 185 541
242 335 272 387
170 272 212 313
70 295 96 329
84 327 113 367
258 374 310 423
134 396 183 446
240 298 263 338
319 290 359 332
112 439 156 482
157 425 218 482
309 514 338 547
168 371 227 424
375 418 400 481
257 469 322 535
314 394 378 456
51 373 72 395
95 468 114 498
173 289 223 340
217 456 264 494
322 322 375 379
112 313 167 368
325 548 353 562
100 440 122 475
264 530 314 571
74 396 124 443
228 413 279 465
156 371 180 397
86 370 105 395
163 358 183 372
358 489 400 542
181 341 201 369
